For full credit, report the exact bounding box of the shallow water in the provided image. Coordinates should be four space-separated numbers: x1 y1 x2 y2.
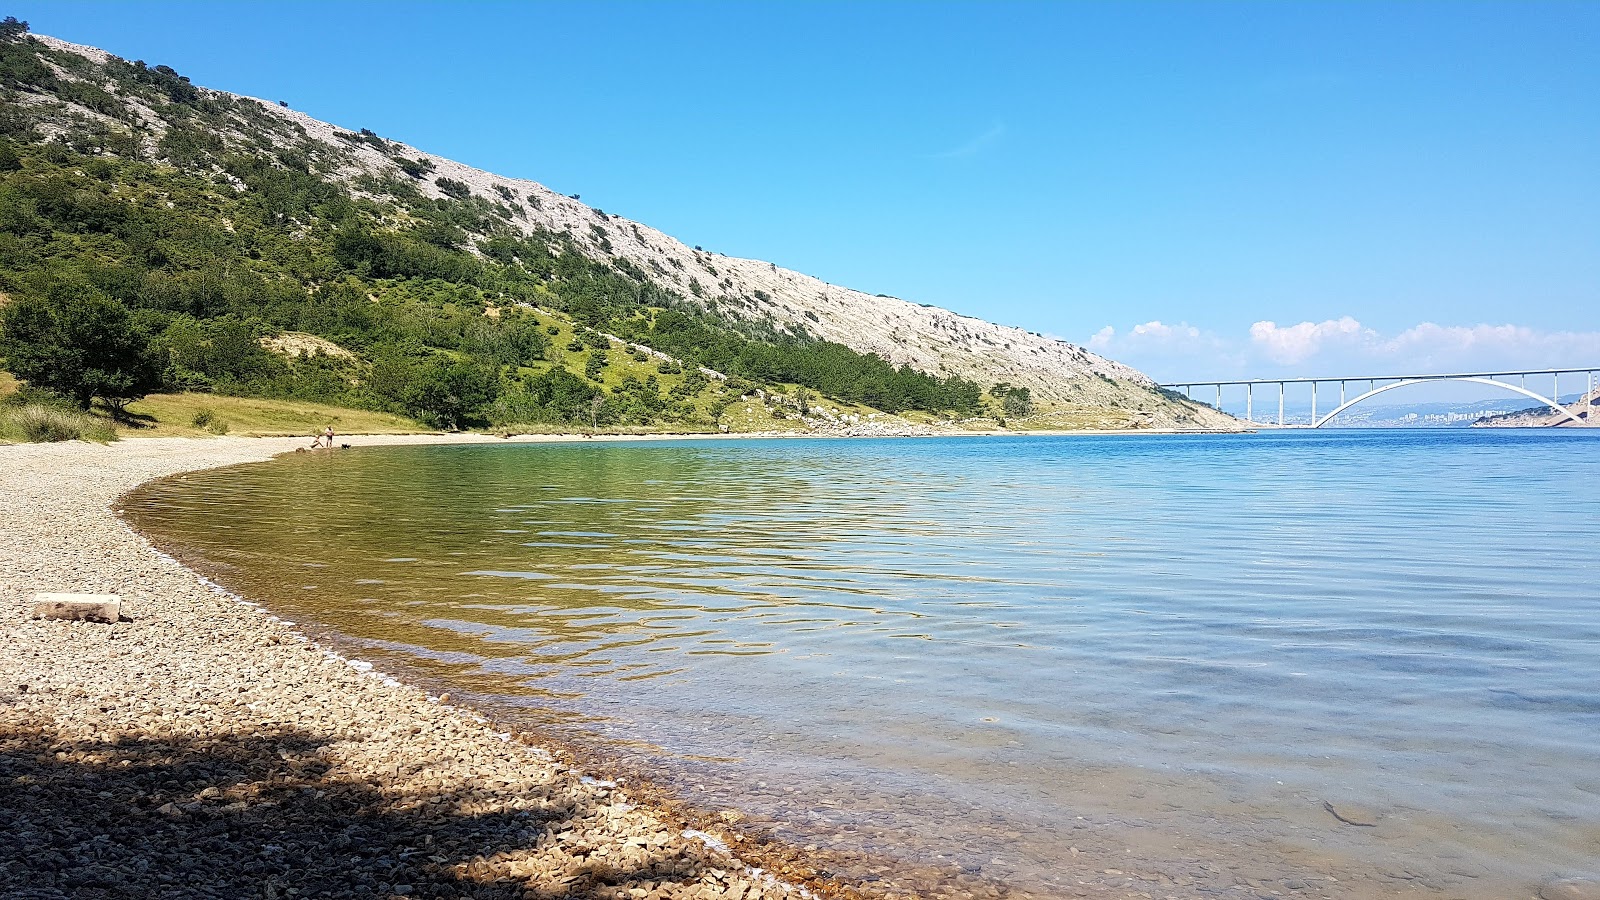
126 431 1600 898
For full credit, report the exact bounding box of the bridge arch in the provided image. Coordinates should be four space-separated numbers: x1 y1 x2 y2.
1312 376 1586 428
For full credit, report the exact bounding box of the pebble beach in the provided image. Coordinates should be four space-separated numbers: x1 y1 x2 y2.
0 436 824 900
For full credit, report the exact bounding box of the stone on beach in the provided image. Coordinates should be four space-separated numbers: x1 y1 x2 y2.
31 592 121 623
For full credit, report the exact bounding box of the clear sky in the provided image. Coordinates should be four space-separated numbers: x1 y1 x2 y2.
17 1 1600 384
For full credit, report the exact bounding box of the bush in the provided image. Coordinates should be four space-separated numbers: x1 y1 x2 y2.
435 177 471 200
189 407 228 432
396 157 434 178
0 403 116 443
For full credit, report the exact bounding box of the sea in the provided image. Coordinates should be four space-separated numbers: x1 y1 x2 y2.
124 429 1600 899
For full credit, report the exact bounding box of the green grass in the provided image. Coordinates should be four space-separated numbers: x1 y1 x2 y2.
0 403 119 443
0 372 119 443
119 393 434 438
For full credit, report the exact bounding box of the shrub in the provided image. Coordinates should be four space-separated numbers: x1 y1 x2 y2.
435 176 471 200
396 157 434 178
188 408 229 433
0 404 116 443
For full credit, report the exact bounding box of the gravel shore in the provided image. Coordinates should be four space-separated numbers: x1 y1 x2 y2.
0 436 818 900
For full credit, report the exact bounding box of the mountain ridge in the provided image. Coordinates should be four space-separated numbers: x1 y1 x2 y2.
7 29 1235 430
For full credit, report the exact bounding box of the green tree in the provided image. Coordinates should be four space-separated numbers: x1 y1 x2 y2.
0 16 28 42
0 292 162 412
1002 385 1032 418
155 314 282 390
397 358 499 430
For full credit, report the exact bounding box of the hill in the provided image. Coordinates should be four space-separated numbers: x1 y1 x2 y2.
1472 386 1598 427
0 25 1235 433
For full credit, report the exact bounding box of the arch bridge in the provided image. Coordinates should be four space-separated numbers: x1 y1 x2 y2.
1161 367 1597 428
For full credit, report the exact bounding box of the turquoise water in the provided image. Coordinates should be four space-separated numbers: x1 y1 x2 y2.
126 431 1600 898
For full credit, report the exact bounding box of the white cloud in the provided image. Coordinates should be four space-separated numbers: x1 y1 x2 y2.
1132 320 1200 341
1094 320 1208 348
1381 323 1600 368
1088 316 1600 383
1248 317 1373 365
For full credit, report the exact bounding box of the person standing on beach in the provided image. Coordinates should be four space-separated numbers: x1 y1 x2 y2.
324 425 335 448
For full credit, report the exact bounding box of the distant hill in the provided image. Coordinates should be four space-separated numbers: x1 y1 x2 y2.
1473 386 1598 427
0 26 1235 431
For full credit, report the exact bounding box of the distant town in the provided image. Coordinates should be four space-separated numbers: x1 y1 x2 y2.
1226 394 1590 427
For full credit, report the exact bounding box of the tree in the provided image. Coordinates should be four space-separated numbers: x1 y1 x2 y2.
1002 385 1032 418
396 358 499 430
0 16 29 42
155 314 282 390
0 292 162 413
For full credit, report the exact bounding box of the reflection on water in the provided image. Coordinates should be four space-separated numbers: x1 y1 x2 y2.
126 432 1600 899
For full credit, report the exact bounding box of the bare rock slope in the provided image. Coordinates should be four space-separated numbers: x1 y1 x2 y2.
31 33 1235 429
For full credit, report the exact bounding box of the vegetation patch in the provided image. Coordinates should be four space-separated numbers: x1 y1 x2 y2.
0 387 117 443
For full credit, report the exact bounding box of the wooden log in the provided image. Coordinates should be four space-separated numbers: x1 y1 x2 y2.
31 593 122 623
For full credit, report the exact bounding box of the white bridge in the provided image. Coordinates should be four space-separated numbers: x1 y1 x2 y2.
1162 367 1598 427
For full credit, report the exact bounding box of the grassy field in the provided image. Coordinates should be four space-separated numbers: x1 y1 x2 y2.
119 393 433 439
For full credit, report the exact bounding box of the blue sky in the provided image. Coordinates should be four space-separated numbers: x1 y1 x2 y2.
18 1 1600 384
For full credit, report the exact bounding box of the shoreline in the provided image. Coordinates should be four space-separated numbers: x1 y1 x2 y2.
0 434 851 900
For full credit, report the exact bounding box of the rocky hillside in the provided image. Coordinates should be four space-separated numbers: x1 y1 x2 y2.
1473 385 1597 427
7 29 1234 430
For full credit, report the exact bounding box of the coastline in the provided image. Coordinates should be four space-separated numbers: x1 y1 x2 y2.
0 434 838 900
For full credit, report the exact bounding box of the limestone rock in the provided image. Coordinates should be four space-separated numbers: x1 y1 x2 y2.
32 593 121 623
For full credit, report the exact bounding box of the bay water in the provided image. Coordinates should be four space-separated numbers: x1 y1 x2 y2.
124 431 1600 898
